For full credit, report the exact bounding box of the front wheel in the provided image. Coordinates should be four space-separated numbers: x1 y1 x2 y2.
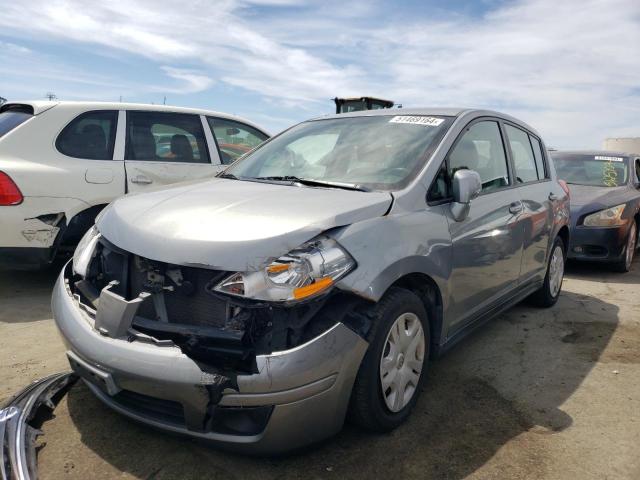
613 220 637 273
530 236 565 308
348 287 430 432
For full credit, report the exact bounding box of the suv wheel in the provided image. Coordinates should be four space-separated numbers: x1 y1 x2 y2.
613 220 637 273
348 287 430 432
530 236 565 308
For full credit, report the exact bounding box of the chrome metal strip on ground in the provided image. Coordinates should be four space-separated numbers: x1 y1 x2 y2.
0 372 77 480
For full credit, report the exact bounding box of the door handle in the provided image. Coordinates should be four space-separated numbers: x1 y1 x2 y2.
549 192 559 201
509 202 523 214
131 175 153 185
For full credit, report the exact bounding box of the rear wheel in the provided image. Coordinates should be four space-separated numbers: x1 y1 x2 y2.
348 287 430 432
613 220 637 273
530 236 565 308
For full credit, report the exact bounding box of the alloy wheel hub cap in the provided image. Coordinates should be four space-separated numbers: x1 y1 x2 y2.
627 227 636 268
549 245 564 297
379 312 425 413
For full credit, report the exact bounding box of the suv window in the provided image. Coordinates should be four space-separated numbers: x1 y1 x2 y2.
505 124 539 183
0 110 33 138
449 120 510 193
126 111 210 163
529 135 548 179
207 117 268 165
56 110 117 160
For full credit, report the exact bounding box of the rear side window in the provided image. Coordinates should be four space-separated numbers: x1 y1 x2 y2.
126 111 210 163
56 110 117 160
529 135 548 179
505 124 539 183
207 117 268 165
0 110 33 138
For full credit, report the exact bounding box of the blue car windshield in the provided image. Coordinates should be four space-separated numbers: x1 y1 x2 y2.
225 115 454 191
553 154 629 187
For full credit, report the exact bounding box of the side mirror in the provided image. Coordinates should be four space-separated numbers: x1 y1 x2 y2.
450 169 482 221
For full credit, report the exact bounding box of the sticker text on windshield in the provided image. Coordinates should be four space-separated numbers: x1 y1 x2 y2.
594 155 624 162
389 116 444 127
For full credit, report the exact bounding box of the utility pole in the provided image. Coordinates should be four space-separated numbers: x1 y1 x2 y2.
163 96 166 105
45 92 57 101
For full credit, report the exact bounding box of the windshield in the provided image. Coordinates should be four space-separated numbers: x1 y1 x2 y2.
553 154 629 187
225 115 453 191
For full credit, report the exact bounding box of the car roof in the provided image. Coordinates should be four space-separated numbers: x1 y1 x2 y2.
1 100 269 135
306 107 542 138
551 150 637 159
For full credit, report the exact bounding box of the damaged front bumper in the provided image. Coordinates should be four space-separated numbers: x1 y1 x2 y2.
52 263 369 454
1 372 77 480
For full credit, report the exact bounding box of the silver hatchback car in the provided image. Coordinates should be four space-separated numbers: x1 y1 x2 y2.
52 108 570 454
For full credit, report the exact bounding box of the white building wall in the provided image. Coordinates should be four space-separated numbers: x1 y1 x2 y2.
603 138 640 155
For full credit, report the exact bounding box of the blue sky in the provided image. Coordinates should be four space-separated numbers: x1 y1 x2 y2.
0 0 638 148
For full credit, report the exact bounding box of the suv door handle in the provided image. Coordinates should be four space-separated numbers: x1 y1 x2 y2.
131 175 153 185
509 202 523 214
549 192 559 201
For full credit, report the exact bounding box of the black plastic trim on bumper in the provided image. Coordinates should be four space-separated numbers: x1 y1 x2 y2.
567 225 628 261
0 372 78 480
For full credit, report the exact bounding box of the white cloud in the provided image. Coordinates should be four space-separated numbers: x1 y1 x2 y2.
0 41 31 54
0 0 638 147
0 41 134 101
157 66 213 94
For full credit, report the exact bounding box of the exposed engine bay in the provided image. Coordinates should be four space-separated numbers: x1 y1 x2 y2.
70 237 372 375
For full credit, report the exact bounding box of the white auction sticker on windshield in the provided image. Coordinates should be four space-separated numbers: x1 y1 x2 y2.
389 116 444 126
595 155 624 162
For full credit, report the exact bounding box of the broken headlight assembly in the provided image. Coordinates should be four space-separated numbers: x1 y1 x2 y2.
72 225 101 277
214 236 355 303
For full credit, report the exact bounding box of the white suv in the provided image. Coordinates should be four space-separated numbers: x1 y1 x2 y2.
0 101 269 269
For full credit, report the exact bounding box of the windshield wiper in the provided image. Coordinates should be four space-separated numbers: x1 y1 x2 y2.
252 176 370 192
217 172 238 180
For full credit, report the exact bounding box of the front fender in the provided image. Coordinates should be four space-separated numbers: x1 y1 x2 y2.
333 207 452 304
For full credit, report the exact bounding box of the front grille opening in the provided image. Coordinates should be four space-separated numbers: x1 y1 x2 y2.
82 237 233 329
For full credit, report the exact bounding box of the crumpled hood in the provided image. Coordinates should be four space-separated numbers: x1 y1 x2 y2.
98 178 392 271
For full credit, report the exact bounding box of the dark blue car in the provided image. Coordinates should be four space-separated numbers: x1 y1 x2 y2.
552 150 640 272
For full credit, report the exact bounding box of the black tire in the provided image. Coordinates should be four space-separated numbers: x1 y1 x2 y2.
612 220 637 273
348 287 430 432
530 236 565 308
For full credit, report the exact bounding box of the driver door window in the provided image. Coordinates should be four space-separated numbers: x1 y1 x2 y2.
448 121 510 193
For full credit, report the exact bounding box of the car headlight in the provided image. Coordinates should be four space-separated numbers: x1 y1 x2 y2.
583 204 626 227
213 236 355 302
72 225 101 277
